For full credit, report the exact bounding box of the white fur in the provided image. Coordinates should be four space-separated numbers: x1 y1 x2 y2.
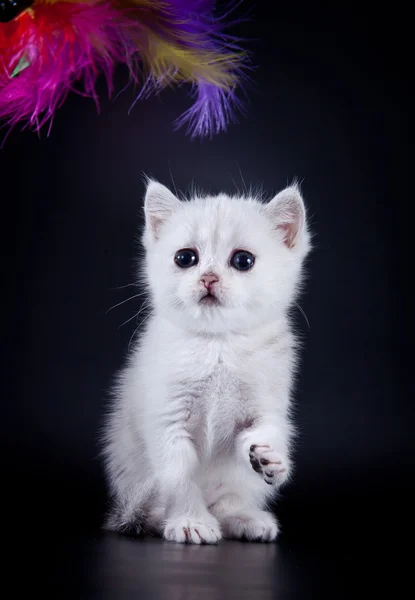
102 180 311 544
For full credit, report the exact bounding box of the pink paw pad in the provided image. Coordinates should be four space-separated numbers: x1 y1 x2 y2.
249 444 288 485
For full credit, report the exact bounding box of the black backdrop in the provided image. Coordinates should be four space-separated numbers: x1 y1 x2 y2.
1 1 411 568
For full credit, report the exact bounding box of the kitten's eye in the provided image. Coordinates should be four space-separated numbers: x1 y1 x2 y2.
230 250 255 271
174 249 199 269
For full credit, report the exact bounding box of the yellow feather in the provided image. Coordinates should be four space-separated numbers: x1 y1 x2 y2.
138 34 242 88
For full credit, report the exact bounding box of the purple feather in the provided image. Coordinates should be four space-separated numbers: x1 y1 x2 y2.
174 79 247 138
130 0 251 138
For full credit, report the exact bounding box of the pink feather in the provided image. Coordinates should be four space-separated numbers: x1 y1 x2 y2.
0 1 135 132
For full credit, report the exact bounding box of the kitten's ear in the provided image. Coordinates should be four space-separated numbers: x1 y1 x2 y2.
264 184 306 249
144 180 182 240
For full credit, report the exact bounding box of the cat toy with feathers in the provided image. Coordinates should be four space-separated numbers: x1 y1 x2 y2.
0 0 251 139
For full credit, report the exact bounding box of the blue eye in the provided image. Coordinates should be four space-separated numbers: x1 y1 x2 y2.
174 249 199 268
230 250 255 271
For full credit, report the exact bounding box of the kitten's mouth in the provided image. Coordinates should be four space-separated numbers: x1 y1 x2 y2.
199 292 220 306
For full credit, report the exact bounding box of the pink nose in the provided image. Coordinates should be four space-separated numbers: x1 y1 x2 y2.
201 273 219 290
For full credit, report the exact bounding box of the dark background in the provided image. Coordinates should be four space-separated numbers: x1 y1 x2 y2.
1 3 411 597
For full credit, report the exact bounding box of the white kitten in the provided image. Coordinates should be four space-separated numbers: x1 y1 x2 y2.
102 180 311 544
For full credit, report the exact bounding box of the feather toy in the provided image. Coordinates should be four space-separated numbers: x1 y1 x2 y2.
0 0 250 139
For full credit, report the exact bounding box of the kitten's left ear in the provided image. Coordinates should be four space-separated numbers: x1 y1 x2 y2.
264 185 306 249
144 180 182 240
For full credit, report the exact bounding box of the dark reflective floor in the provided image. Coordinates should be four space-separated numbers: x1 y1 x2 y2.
44 533 353 600
5 466 385 598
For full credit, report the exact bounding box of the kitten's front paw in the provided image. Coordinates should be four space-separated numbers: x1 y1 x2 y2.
249 445 289 486
164 516 221 545
221 510 279 542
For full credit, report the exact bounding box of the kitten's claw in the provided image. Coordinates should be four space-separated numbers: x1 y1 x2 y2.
164 516 222 545
249 445 289 486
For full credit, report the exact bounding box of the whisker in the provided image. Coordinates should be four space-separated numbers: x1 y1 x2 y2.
229 172 240 195
138 311 153 328
168 161 179 197
106 293 145 314
118 312 140 330
136 300 151 317
236 161 248 195
128 311 154 349
294 301 310 330
128 325 141 350
109 282 137 290
117 300 150 329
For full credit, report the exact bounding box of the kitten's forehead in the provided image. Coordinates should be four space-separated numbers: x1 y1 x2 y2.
176 195 265 250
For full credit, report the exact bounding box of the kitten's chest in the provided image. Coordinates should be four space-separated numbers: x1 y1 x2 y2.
185 350 251 456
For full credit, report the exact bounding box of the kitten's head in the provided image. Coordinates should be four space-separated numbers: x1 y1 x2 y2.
142 180 311 334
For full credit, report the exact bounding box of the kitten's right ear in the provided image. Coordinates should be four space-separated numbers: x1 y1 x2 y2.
144 180 182 240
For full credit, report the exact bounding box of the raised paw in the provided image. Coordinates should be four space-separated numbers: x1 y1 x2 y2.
249 444 289 486
220 510 279 542
163 516 222 545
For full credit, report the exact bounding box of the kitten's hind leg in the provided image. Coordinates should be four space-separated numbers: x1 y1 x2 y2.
104 497 145 537
103 479 159 537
